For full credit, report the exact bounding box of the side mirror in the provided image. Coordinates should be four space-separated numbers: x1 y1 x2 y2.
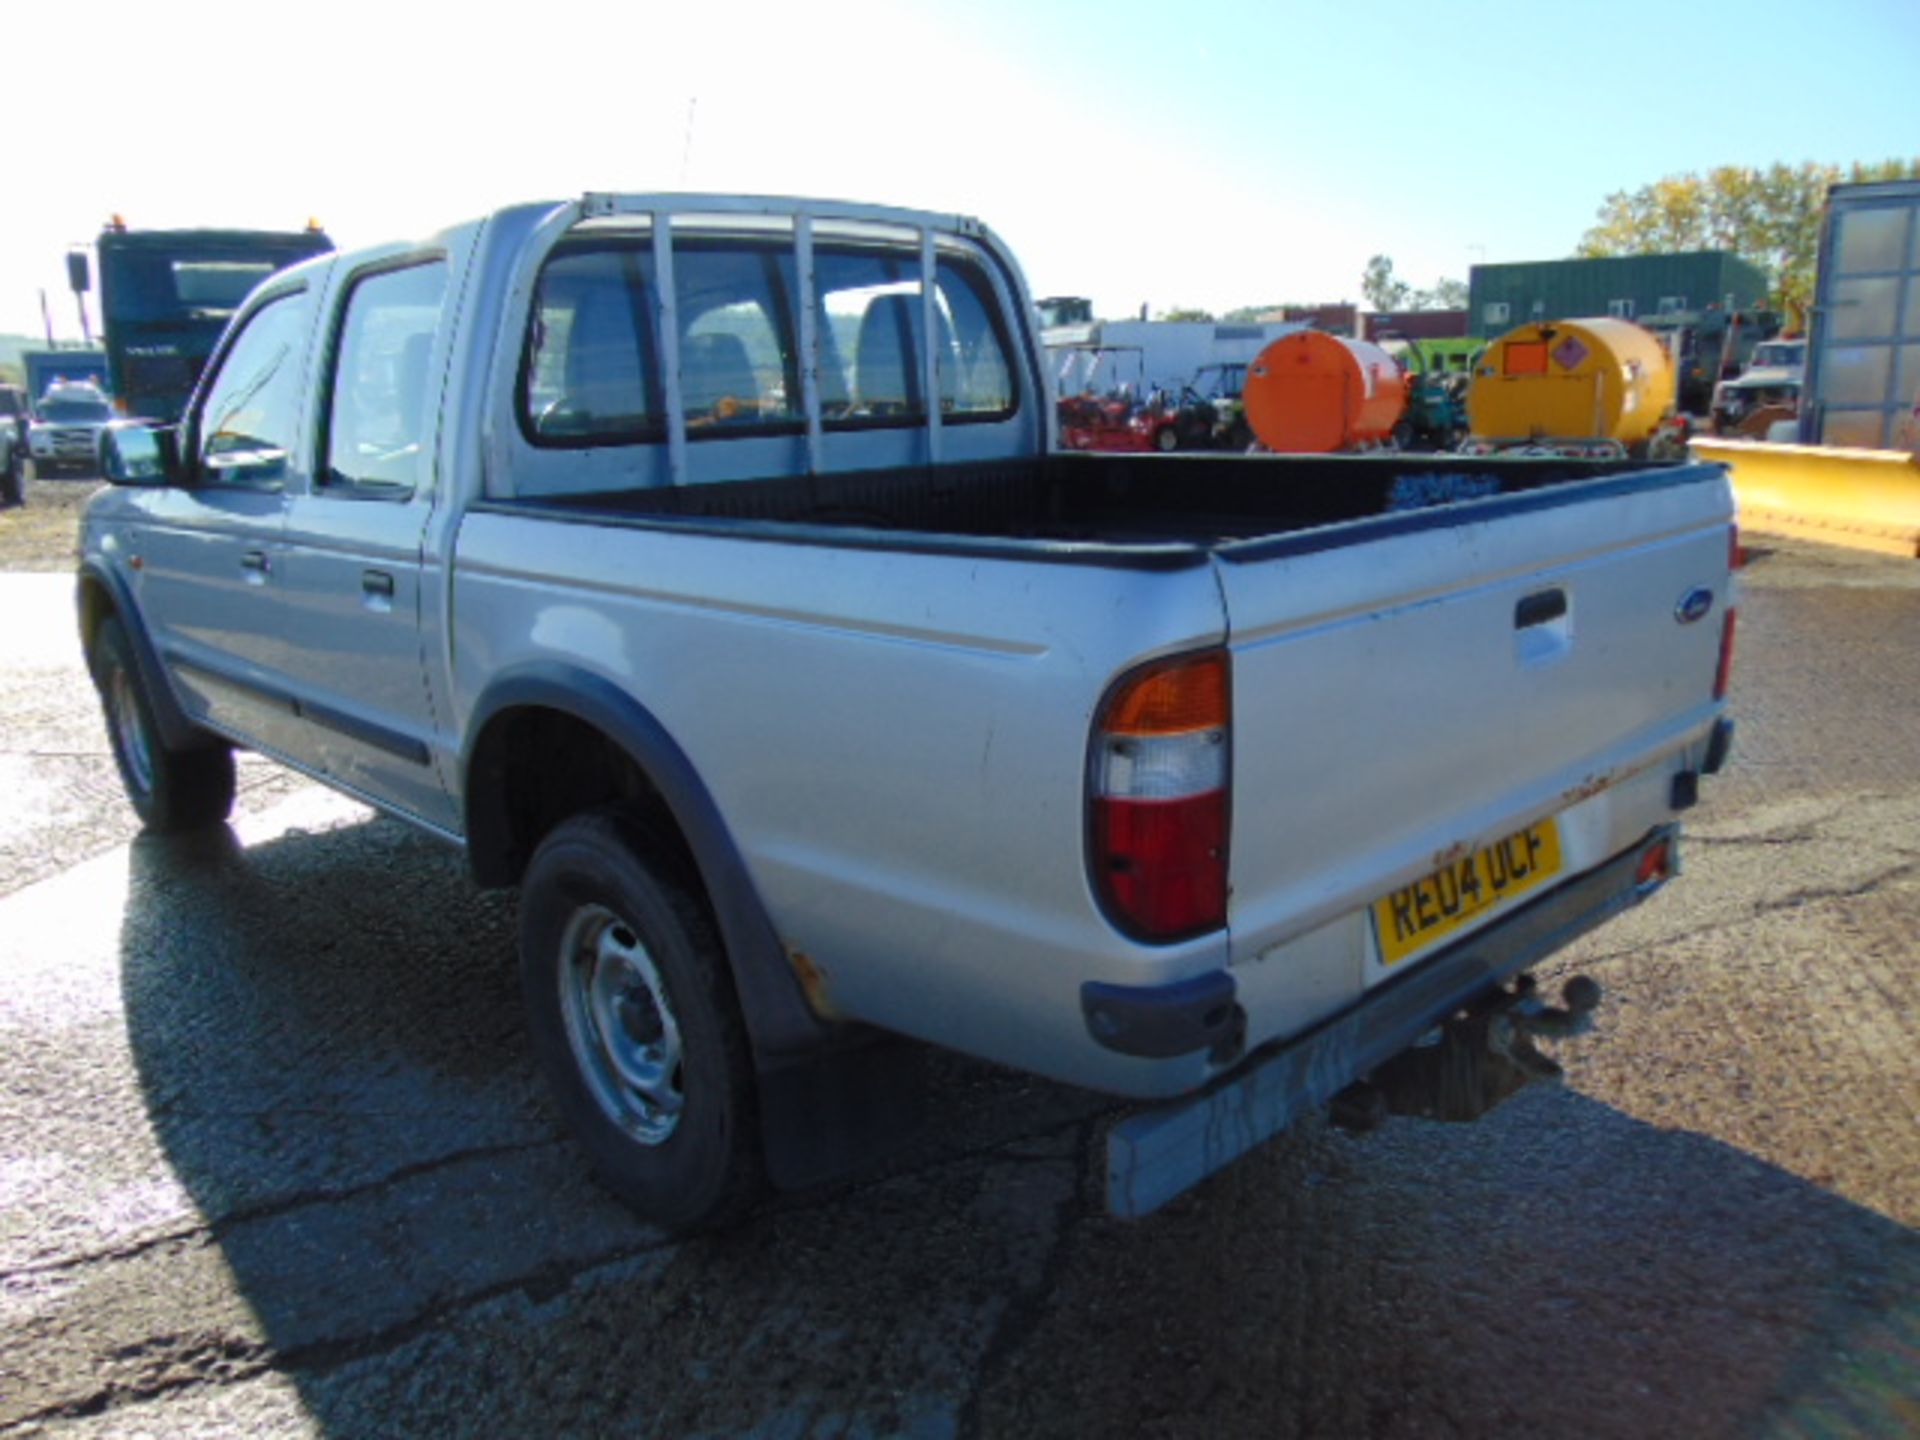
101 422 179 486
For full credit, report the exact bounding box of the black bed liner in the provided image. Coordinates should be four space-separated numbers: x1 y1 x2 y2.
488 451 1711 569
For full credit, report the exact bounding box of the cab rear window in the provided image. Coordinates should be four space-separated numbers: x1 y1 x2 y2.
518 233 1016 449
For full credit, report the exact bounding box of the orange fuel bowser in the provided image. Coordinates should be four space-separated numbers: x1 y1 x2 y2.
1242 332 1409 453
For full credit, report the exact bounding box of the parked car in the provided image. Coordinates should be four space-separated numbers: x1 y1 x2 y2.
82 193 1737 1229
1711 338 1806 437
0 384 27 504
28 382 115 477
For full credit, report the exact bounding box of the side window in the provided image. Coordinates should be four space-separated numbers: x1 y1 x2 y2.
197 289 312 485
675 243 801 433
522 244 660 443
323 261 448 496
935 257 1015 415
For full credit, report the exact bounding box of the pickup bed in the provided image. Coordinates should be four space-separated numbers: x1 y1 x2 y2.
79 195 1736 1228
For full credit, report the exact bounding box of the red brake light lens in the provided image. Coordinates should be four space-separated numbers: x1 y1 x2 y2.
1090 650 1230 942
1636 839 1672 887
1715 608 1737 701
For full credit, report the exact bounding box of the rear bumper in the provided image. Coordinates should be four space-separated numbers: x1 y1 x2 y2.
1104 824 1678 1218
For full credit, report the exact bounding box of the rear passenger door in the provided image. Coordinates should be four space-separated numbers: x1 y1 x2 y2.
277 256 457 830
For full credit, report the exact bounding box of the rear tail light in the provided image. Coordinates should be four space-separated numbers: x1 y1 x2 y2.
1636 838 1672 887
1089 650 1230 942
1715 607 1736 700
1714 523 1739 700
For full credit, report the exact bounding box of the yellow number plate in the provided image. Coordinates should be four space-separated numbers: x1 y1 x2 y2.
1372 820 1563 968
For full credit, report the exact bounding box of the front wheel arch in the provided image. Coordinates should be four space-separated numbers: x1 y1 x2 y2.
75 566 213 755
88 613 235 832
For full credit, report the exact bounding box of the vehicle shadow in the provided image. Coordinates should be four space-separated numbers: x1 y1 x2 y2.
111 814 1918 1438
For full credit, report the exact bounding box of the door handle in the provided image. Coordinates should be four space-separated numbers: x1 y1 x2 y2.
241 550 271 575
1515 588 1567 629
362 569 396 598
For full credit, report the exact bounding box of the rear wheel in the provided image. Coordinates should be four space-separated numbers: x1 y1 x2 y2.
88 615 235 832
519 808 764 1230
1154 425 1180 453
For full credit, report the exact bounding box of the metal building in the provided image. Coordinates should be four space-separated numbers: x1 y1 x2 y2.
1466 252 1770 337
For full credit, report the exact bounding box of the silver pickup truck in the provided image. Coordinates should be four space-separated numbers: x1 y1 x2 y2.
80 194 1736 1229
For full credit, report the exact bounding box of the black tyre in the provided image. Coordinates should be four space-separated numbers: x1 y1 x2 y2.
1154 425 1180 453
88 616 236 833
519 808 764 1231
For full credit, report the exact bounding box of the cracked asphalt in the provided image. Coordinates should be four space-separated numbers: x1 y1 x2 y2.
1 496 1916 1437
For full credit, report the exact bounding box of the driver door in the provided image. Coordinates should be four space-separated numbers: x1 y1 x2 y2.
129 280 325 764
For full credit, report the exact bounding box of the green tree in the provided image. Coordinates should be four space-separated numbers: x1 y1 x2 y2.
1361 255 1410 312
1361 258 1465 312
1158 307 1216 323
1576 159 1920 323
1221 303 1300 322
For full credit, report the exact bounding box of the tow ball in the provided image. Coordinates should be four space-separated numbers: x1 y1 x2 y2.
1330 973 1603 1130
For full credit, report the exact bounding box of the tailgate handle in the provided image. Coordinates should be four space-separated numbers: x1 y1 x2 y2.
1515 589 1567 629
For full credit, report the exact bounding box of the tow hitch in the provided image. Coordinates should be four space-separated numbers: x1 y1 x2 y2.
1330 973 1603 1130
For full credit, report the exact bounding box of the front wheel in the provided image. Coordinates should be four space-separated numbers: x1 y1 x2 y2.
519 808 764 1230
1154 425 1180 453
88 615 235 832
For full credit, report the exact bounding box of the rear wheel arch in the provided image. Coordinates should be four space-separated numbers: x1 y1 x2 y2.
461 667 833 1062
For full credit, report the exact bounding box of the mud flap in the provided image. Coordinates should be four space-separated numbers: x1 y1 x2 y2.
757 1035 927 1191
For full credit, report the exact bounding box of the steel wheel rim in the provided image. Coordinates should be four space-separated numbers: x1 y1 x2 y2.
558 903 684 1144
109 664 154 796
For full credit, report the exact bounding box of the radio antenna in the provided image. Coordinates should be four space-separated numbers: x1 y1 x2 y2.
680 97 698 186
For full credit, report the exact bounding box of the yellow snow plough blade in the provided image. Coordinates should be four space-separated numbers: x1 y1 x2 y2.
1690 438 1920 559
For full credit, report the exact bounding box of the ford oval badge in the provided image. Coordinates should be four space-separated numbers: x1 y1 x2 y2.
1675 587 1715 625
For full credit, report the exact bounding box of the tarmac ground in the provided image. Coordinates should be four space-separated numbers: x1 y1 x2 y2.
1 484 1915 1438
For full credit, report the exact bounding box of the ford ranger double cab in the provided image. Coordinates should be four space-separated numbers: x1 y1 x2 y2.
80 195 1737 1229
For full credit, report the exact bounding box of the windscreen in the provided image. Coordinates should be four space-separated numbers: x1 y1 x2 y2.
101 238 326 323
40 398 112 422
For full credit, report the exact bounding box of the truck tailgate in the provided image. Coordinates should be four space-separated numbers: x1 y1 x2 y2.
1217 467 1732 1009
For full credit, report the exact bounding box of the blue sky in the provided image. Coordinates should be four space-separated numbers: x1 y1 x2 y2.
5 0 1915 339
